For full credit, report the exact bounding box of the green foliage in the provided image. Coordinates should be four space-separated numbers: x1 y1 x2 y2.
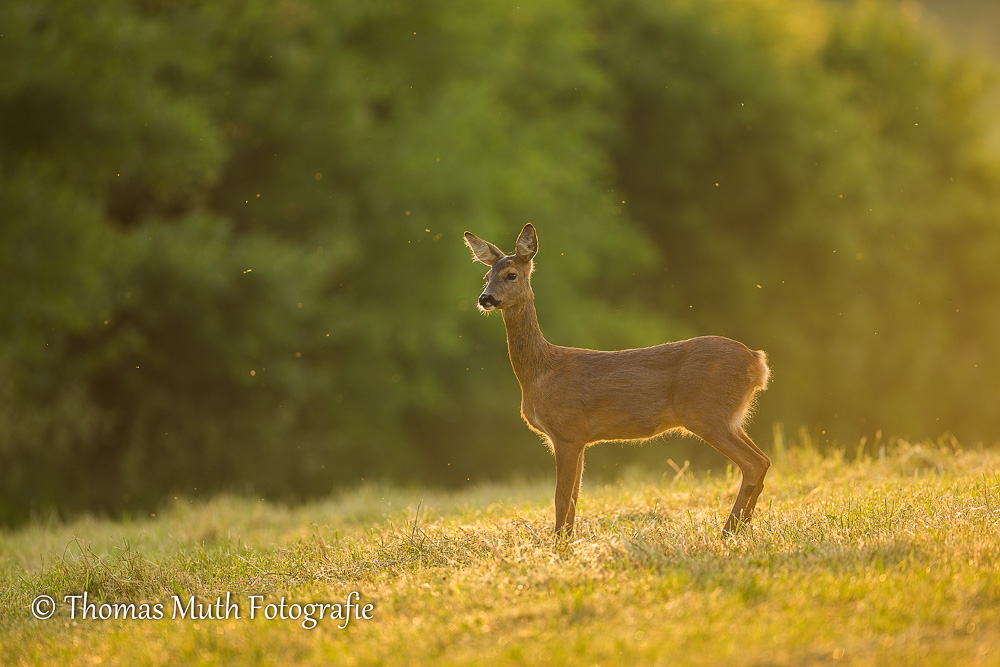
588 0 1000 440
2 0 1000 523
0 0 631 522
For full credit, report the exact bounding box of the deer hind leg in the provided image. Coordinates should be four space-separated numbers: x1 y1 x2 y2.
687 423 770 537
553 441 585 538
738 427 771 518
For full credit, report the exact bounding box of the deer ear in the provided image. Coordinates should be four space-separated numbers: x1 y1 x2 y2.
464 232 504 266
515 223 537 262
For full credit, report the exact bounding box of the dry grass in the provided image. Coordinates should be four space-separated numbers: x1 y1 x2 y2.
2 434 999 665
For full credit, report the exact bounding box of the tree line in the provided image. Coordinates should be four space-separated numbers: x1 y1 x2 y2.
2 0 999 523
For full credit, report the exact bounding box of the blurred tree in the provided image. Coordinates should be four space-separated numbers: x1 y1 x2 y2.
586 0 1000 444
2 0 999 524
0 0 650 522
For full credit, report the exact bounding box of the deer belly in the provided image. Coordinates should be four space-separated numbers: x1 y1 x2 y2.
523 394 661 444
587 408 660 442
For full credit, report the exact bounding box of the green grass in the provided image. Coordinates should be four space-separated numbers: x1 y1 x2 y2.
2 434 999 665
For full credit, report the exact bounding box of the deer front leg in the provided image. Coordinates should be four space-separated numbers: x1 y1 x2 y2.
565 449 586 530
553 441 585 538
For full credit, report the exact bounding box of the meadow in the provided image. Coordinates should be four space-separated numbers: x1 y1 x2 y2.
2 432 998 665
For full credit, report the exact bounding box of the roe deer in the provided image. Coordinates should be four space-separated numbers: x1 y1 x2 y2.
464 223 771 538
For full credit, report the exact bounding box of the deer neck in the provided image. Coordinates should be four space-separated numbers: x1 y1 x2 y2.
501 299 551 387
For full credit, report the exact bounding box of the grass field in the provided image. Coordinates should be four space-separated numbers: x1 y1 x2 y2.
2 432 999 665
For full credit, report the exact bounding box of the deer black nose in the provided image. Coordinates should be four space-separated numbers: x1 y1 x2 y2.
479 293 499 309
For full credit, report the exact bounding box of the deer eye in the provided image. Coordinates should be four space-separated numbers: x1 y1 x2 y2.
506 273 518 281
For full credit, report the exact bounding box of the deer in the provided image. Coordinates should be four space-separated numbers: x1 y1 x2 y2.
464 223 771 539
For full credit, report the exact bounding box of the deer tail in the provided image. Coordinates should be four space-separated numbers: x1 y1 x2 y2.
751 350 770 391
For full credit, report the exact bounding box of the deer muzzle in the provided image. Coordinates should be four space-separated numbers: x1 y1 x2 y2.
478 293 500 310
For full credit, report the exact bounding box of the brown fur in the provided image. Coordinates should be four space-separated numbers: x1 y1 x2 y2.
465 224 770 538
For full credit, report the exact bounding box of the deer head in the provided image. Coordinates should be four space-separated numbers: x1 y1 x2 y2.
464 223 538 312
